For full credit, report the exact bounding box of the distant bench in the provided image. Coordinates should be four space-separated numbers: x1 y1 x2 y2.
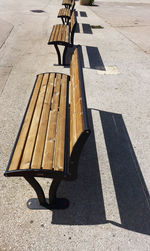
48 11 77 65
62 0 72 9
58 0 75 24
4 48 91 208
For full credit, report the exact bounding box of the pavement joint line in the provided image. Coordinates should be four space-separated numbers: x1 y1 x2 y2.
0 66 13 96
0 26 14 50
115 27 150 54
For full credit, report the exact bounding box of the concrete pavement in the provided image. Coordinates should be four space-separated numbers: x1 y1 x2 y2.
0 0 150 250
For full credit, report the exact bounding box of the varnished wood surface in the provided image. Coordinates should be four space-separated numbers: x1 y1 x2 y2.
49 24 69 43
58 8 71 18
62 0 72 6
71 12 76 33
70 48 85 155
9 73 69 172
7 49 88 175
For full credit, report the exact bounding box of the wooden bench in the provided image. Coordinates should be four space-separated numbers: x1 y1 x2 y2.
4 48 91 209
48 11 77 65
58 0 75 24
62 0 72 9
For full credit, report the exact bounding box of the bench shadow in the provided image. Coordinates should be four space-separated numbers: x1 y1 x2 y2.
75 23 93 34
51 109 106 225
79 45 106 70
52 109 150 234
27 109 107 225
64 45 106 70
80 11 87 17
98 109 150 235
26 107 150 235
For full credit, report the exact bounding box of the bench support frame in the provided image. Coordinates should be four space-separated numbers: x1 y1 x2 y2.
54 44 61 65
24 176 62 207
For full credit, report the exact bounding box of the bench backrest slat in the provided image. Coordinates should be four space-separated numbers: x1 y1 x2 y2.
69 48 91 179
71 0 75 13
70 11 77 44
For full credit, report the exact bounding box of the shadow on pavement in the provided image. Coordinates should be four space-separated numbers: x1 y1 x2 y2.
52 109 150 235
26 96 150 234
98 110 150 235
79 45 106 70
76 23 93 34
80 11 87 17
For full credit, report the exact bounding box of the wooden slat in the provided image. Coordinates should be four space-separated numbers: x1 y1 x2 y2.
65 25 69 43
42 74 62 170
58 9 63 16
31 73 55 169
42 111 58 170
49 25 57 43
58 8 70 17
71 12 75 33
62 0 71 5
54 75 68 171
58 24 63 41
20 74 49 170
70 52 76 154
70 49 85 155
9 74 43 171
71 0 75 9
54 24 61 41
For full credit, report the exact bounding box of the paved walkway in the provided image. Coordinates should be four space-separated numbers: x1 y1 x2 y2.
0 0 150 250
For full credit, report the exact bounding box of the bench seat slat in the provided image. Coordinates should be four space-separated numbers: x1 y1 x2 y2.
62 0 72 6
31 73 55 170
49 24 70 44
20 74 49 170
42 110 58 170
42 73 61 170
9 74 44 171
50 25 57 43
53 24 60 42
54 75 68 172
58 8 71 18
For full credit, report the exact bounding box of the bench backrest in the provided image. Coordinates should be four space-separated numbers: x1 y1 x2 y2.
69 48 91 179
71 0 75 13
70 11 77 44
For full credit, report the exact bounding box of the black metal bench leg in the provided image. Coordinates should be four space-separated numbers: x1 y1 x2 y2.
49 178 61 205
63 46 68 65
24 177 47 206
61 17 65 25
54 44 61 65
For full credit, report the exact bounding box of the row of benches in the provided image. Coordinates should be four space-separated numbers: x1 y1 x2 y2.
4 0 91 209
48 0 77 65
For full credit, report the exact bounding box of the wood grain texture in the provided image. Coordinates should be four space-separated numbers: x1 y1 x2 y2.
49 25 57 43
58 8 71 18
20 74 49 170
70 49 85 155
31 73 55 169
42 74 61 170
54 75 68 171
9 74 43 171
71 12 76 33
62 0 72 5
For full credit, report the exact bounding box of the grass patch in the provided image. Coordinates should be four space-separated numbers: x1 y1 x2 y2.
91 25 104 29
